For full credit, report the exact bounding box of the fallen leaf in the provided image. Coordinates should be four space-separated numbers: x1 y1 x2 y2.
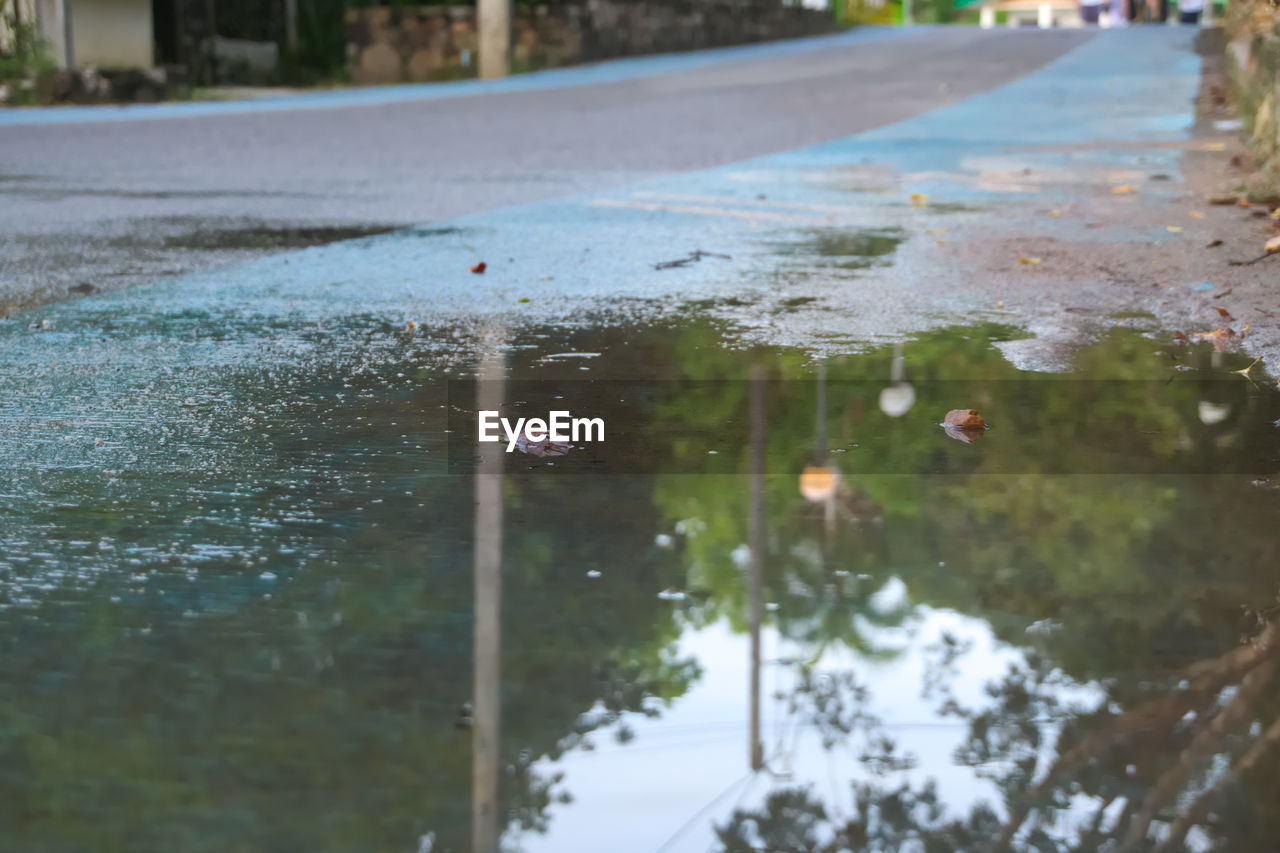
1111 184 1136 194
1207 194 1239 205
1265 235 1280 253
1189 210 1206 219
518 296 531 303
469 262 487 274
997 301 1005 309
1019 256 1042 265
1206 239 1224 248
1237 198 1253 208
944 409 986 429
1201 142 1227 151
1167 225 1184 233
1215 306 1232 319
1192 327 1237 351
1174 330 1189 345
925 227 949 234
909 192 929 207
1049 209 1062 217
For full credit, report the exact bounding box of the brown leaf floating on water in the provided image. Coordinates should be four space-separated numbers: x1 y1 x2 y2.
944 409 986 429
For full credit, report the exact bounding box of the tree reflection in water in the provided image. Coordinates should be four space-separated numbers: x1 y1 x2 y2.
713 615 1280 852
639 324 1280 853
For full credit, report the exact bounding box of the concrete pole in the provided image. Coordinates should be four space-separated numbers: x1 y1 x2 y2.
471 332 506 853
477 0 510 79
748 362 766 773
60 0 73 68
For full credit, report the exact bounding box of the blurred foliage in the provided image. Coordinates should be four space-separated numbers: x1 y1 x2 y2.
0 1 55 105
285 0 350 84
641 320 1280 852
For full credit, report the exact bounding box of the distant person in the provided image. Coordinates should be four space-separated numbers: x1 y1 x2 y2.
1079 0 1106 24
1177 0 1204 23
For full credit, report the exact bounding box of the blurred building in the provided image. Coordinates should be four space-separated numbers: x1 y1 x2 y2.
8 0 154 68
957 0 1085 26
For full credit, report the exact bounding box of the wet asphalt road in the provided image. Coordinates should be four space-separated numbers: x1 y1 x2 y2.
0 27 1091 311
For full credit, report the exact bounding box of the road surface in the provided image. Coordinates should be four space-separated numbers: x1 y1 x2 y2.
0 27 1091 310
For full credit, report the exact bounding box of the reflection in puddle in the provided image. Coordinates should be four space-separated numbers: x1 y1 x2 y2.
1 319 1279 851
772 227 907 273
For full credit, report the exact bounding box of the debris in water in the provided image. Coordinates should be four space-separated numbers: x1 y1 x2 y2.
468 261 487 274
942 409 988 443
653 250 732 271
1192 327 1238 352
944 409 986 429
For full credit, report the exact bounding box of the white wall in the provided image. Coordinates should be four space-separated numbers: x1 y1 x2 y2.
72 0 154 68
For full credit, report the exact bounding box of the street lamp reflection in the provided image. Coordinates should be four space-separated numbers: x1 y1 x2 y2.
878 341 915 418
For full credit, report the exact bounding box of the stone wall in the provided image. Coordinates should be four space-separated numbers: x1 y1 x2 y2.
1226 2 1280 197
345 2 834 85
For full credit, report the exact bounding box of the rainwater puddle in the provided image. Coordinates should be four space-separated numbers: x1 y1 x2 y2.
1 318 1279 852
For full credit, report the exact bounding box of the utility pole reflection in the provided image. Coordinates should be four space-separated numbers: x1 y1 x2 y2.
748 362 766 772
472 333 506 853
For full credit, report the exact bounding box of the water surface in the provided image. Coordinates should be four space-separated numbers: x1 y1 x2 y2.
2 318 1279 852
